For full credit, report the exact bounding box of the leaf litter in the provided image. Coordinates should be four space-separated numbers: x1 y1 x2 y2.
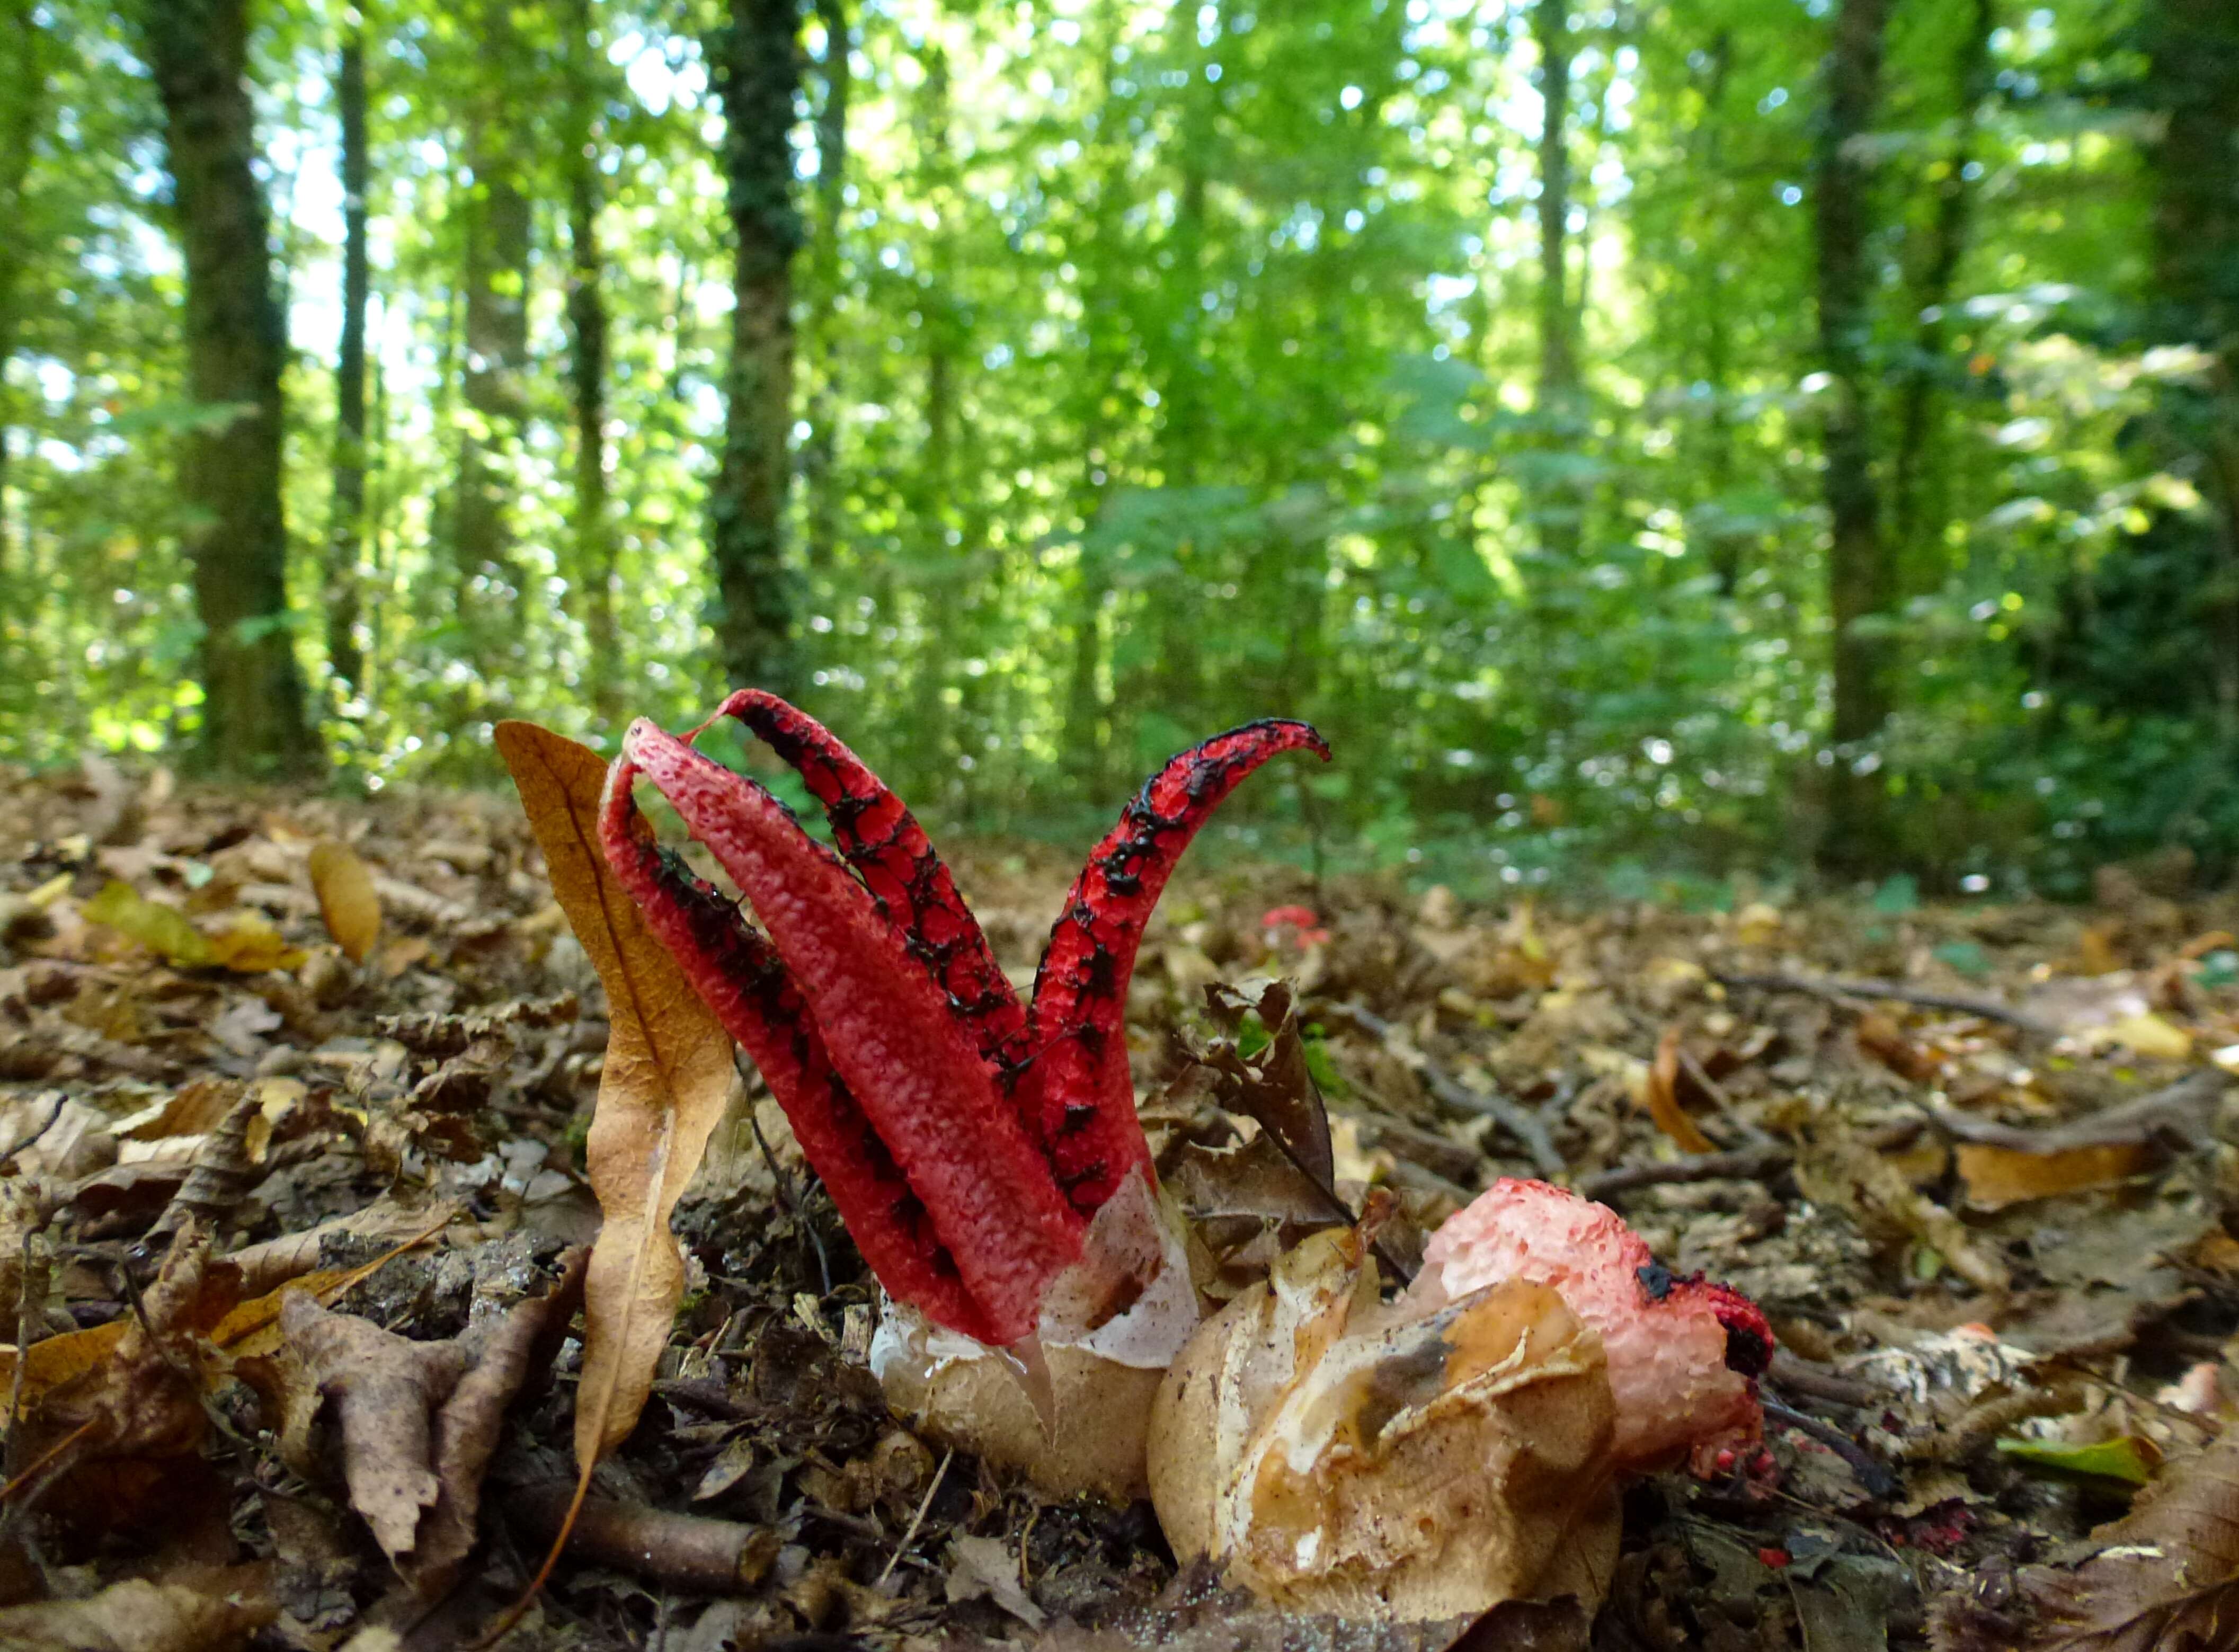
0 754 2236 1646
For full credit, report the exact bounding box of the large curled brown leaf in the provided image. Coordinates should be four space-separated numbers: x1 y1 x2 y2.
494 722 735 1468
275 1248 585 1596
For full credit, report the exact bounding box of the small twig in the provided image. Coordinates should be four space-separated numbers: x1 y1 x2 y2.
0 1093 66 1168
878 1446 953 1590
1762 1399 1900 1500
1767 1351 1885 1411
1578 1145 1791 1203
1713 970 2057 1038
1319 1000 1566 1179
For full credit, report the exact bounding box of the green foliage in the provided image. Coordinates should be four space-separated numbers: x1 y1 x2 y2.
3 0 2235 893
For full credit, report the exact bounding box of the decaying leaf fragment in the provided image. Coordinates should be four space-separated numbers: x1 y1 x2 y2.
0 1573 276 1652
1936 1422 2239 1651
275 1247 583 1596
495 722 735 1469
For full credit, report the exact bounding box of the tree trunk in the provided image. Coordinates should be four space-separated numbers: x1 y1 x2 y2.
1812 0 1895 872
0 0 42 588
1690 32 1742 594
707 0 804 697
326 25 369 699
801 0 849 575
910 39 961 791
138 0 319 777
2142 0 2239 743
1531 0 1583 562
1888 0 1996 584
1063 12 1131 785
564 0 619 727
455 0 531 643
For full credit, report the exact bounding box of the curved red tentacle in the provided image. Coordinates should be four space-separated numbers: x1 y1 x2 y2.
598 757 1000 1341
712 690 1032 1076
619 718 1083 1344
1021 719 1331 1215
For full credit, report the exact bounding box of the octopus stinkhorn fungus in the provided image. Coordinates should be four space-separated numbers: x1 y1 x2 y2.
1147 1179 1772 1620
599 690 1327 1497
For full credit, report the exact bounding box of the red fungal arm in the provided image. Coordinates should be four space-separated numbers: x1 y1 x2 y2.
711 691 1033 1077
598 759 999 1340
1021 719 1330 1214
618 718 1084 1345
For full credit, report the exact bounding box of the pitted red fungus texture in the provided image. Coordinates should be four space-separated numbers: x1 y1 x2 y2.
1020 720 1329 1214
713 690 1033 1077
612 722 1082 1345
603 694 1328 1344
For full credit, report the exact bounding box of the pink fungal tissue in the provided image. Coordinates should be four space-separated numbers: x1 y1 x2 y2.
1411 1177 1774 1473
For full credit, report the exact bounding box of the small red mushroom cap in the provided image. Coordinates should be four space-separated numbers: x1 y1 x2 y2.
1412 1177 1771 1472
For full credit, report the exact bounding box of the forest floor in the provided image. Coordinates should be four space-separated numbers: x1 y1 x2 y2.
1 759 2237 1651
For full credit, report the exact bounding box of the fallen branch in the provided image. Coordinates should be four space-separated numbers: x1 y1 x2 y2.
1712 970 2058 1037
1578 1145 1791 1202
1317 1000 1566 1179
509 1484 781 1594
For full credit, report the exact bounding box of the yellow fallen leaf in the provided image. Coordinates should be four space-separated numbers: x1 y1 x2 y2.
203 911 307 973
309 839 383 963
1956 1141 2152 1211
2090 1012 2192 1061
494 722 734 1468
83 880 211 968
1643 1025 1716 1154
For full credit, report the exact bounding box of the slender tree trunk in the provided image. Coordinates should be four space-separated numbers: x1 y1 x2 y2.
1691 32 1742 594
909 39 963 791
1139 0 1219 727
564 0 619 726
1531 0 1583 562
2142 0 2239 743
1812 0 1895 871
1063 12 1130 785
801 0 849 575
450 0 530 673
707 0 804 696
326 26 369 699
1889 0 1996 584
138 0 319 777
0 0 41 589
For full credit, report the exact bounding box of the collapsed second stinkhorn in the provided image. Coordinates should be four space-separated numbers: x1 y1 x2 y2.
597 690 1326 1493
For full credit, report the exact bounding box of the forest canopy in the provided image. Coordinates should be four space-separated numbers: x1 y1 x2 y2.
2 0 2235 898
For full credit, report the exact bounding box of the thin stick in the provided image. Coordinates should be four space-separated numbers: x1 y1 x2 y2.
878 1446 953 1590
1713 970 2057 1037
1318 999 1566 1178
1579 1145 1791 1202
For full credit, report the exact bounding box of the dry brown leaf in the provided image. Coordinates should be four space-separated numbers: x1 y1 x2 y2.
1955 1142 2153 1211
276 1249 583 1593
1200 979 1336 1187
308 839 382 963
277 1292 470 1561
0 1573 276 1652
494 721 735 1468
1938 1425 2239 1649
1644 1025 1716 1154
